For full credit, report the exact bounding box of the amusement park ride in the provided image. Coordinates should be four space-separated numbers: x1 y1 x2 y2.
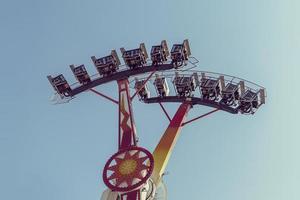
47 39 266 200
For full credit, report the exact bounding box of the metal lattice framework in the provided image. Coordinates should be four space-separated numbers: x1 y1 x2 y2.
47 39 266 200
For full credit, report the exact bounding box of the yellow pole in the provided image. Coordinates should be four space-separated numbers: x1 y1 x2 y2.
151 102 191 185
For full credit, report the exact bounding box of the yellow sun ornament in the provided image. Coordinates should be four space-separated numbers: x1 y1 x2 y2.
119 159 138 175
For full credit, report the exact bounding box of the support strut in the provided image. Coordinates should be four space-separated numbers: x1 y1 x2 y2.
90 88 118 104
120 190 140 200
159 102 171 122
117 79 137 149
151 101 191 185
131 71 155 100
102 79 156 200
103 79 142 200
182 108 219 126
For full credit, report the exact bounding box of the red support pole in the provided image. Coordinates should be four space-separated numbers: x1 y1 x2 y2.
114 79 148 199
102 79 154 199
117 79 137 149
151 101 192 185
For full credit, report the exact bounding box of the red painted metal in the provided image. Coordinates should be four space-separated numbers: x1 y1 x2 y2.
102 78 154 199
103 146 154 192
117 79 137 149
89 88 118 104
151 101 191 184
158 102 171 122
182 108 219 126
121 189 140 200
131 71 156 100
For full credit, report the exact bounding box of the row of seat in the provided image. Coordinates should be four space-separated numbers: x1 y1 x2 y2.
134 72 265 114
47 40 191 97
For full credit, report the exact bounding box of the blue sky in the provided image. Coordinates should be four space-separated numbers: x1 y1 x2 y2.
0 0 299 199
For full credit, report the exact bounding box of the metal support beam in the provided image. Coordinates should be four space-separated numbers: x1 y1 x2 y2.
131 71 155 100
159 102 171 122
120 189 140 200
151 101 191 185
182 108 219 126
117 79 137 150
90 88 118 105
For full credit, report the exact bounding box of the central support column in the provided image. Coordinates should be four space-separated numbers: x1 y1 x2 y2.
117 79 139 200
117 79 137 149
151 101 191 185
102 79 155 200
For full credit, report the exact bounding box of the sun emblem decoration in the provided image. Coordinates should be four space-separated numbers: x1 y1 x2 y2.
103 146 154 192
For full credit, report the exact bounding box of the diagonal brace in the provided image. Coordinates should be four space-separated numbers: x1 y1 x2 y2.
131 71 156 100
182 108 219 126
151 101 191 185
159 102 171 122
90 88 118 105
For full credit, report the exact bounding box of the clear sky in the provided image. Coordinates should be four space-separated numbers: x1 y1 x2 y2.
0 0 299 200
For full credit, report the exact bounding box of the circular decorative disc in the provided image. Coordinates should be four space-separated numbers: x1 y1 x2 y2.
102 146 154 192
